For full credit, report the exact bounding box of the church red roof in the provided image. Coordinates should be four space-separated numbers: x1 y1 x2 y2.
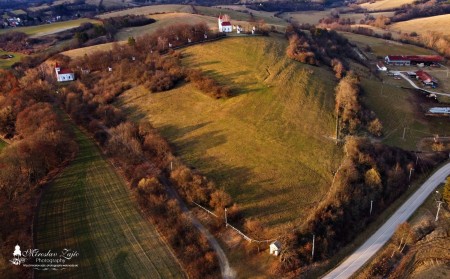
221 21 231 26
58 68 74 74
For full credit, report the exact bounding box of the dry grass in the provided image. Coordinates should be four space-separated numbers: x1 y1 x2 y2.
280 10 331 25
97 4 194 18
117 35 342 231
360 0 416 11
389 14 450 36
114 13 218 41
62 41 125 58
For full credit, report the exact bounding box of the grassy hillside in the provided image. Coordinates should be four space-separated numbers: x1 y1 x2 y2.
390 14 450 36
118 36 342 231
97 4 194 18
341 32 436 58
360 0 416 11
115 13 218 41
0 18 100 37
35 120 183 278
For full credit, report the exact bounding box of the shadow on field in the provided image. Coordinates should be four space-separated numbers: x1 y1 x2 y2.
113 251 132 278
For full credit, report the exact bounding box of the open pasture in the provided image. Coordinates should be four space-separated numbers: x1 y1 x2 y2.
360 0 416 11
118 36 342 231
35 121 183 278
389 14 450 37
0 18 100 38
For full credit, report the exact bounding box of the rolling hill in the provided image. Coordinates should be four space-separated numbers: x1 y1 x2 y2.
389 14 450 36
360 0 416 11
117 35 342 231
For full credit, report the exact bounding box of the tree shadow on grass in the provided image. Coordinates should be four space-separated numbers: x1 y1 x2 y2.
112 250 132 279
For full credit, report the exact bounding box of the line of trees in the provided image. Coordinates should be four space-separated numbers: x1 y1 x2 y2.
335 72 383 137
0 70 77 279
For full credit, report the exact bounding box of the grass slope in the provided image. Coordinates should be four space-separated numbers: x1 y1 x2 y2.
97 4 194 18
35 119 184 278
118 36 342 230
390 14 450 36
0 18 100 37
360 0 416 11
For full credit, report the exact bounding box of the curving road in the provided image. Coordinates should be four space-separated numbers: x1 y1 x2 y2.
322 162 450 279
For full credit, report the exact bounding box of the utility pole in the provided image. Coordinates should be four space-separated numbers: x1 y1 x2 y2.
312 234 315 260
435 201 444 221
402 127 407 140
409 168 414 181
370 200 373 216
224 208 228 227
170 161 173 171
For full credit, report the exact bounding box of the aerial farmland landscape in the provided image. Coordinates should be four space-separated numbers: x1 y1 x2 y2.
0 0 449 278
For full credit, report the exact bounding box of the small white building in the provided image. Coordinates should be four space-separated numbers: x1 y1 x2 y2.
218 15 232 33
376 61 387 71
269 241 281 256
55 63 75 82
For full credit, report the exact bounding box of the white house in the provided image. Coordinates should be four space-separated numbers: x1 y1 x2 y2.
218 15 232 33
55 63 75 82
269 241 281 256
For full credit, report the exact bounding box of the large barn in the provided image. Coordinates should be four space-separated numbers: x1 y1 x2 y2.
384 55 443 66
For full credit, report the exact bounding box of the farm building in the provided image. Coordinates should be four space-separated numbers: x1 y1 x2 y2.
416 70 437 86
384 55 443 66
376 61 387 71
428 107 450 115
55 63 75 82
218 15 232 33
269 241 281 256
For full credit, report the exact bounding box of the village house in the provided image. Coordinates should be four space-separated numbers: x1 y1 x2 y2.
416 70 438 87
269 241 281 256
55 63 75 82
218 15 232 33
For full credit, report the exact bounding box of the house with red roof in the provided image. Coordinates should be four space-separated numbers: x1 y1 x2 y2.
416 70 437 86
55 63 75 82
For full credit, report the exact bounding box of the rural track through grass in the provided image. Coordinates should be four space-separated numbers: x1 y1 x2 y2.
35 119 184 278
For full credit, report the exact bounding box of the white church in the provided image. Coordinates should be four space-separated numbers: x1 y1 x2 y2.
55 63 75 82
218 14 232 33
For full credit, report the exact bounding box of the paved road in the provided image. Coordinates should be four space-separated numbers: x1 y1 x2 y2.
394 71 450 97
322 162 450 279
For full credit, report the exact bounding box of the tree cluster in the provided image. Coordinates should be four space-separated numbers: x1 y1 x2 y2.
335 72 382 137
186 69 232 98
0 70 77 279
0 31 30 53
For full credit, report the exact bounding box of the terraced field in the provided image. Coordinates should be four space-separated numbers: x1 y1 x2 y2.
118 35 342 231
35 120 184 278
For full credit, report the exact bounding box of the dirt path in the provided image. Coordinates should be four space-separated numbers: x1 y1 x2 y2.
161 177 236 279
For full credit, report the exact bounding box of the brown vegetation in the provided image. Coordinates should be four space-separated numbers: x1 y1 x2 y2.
0 70 77 279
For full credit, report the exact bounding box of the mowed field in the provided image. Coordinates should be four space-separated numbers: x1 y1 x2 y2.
360 0 416 11
0 51 23 69
341 32 436 58
390 14 450 36
0 18 100 37
35 120 184 278
118 36 342 230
